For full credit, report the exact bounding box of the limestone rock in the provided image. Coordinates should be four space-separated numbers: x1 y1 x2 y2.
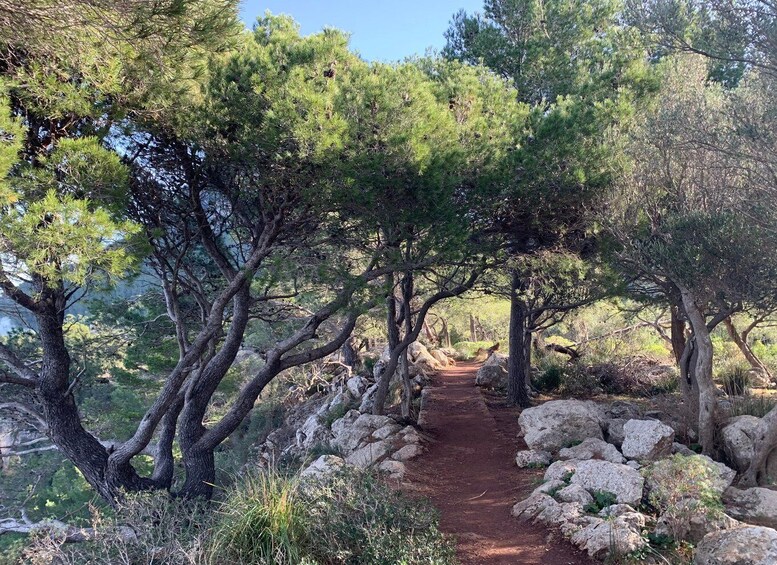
570 516 646 560
544 459 579 482
604 418 627 448
694 526 777 565
570 460 644 506
518 400 604 453
515 449 553 468
372 423 401 440
377 459 406 480
475 353 508 389
346 376 368 398
559 437 625 464
621 419 674 461
345 440 393 468
358 383 380 413
511 493 559 521
331 411 393 453
654 499 740 544
392 443 424 462
723 487 777 529
300 455 346 478
429 349 450 367
557 484 594 506
533 479 566 497
721 415 765 472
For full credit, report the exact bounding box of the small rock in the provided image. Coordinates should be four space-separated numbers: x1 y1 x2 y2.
570 516 646 560
721 415 765 472
345 440 393 468
557 484 594 506
372 423 401 440
346 376 368 397
559 437 625 464
512 493 558 521
533 479 566 497
515 449 553 468
655 499 740 544
377 459 406 480
604 418 627 448
392 443 424 462
545 460 579 483
300 455 346 478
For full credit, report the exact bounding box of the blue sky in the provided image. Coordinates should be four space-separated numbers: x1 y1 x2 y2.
239 1 485 62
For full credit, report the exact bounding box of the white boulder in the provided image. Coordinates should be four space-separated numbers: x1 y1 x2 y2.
301 455 347 479
475 353 508 389
621 419 674 461
518 400 604 453
570 460 644 506
721 415 765 472
558 437 625 464
723 487 777 529
694 526 777 565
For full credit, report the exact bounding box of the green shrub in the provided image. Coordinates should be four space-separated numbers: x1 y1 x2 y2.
210 468 457 565
452 340 494 360
642 454 723 541
720 366 751 396
209 471 306 565
729 392 777 418
583 490 617 514
534 359 564 392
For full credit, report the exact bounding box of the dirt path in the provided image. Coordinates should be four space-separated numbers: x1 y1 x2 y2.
404 362 593 565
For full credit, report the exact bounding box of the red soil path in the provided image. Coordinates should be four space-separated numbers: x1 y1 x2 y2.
404 362 594 565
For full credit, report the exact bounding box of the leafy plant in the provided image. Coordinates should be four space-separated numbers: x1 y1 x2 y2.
584 490 618 514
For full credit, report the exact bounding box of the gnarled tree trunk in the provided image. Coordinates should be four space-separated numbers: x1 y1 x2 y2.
679 286 717 456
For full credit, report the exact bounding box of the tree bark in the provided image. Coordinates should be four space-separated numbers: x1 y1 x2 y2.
670 304 687 365
507 271 531 408
724 317 773 381
680 286 717 456
741 406 777 486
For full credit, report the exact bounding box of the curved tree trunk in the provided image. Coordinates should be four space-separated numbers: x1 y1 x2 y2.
724 317 773 381
680 286 717 456
670 304 687 365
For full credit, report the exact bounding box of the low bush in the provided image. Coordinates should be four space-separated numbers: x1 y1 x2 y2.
719 365 751 397
17 469 456 565
642 454 724 541
211 468 457 565
452 340 494 360
534 357 565 392
729 392 777 418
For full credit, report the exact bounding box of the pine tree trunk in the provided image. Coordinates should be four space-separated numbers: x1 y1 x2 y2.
507 272 531 407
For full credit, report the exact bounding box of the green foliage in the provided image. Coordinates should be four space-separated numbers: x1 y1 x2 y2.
209 471 306 564
535 357 565 392
728 393 777 419
642 454 723 514
719 366 751 397
583 490 618 514
209 469 457 565
453 341 495 359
